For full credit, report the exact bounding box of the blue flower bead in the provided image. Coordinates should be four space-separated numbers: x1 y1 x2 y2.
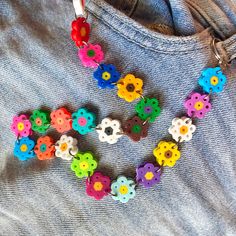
111 175 136 203
72 108 96 135
93 64 121 89
14 137 35 161
198 67 227 93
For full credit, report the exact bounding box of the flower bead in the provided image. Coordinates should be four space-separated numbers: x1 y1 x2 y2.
50 108 72 133
153 141 181 167
34 136 55 160
14 137 35 161
168 117 196 142
72 108 96 135
184 92 211 119
111 176 136 203
136 163 162 188
30 109 50 134
55 135 78 160
93 64 121 89
96 118 123 144
71 152 97 178
86 172 111 200
71 17 90 47
135 97 161 122
198 67 227 93
117 74 143 102
123 116 149 142
78 44 104 68
11 114 32 138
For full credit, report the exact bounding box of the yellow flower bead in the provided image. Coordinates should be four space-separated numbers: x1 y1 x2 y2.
153 141 181 167
117 74 143 102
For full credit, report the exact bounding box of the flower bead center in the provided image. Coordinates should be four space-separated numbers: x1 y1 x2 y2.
180 125 188 135
87 49 95 57
79 161 89 170
210 76 219 86
145 171 154 180
102 72 111 81
57 118 64 125
105 127 113 136
80 27 87 37
17 122 25 131
144 106 153 114
35 117 42 126
194 101 204 111
131 124 141 134
126 83 135 92
164 150 172 158
119 185 128 195
93 181 103 191
40 143 47 153
20 144 28 152
60 142 68 152
78 117 87 126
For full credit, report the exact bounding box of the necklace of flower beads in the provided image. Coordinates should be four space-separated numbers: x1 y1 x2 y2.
10 1 229 203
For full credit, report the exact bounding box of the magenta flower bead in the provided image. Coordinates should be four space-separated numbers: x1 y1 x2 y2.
11 114 32 138
78 44 104 68
184 92 211 119
86 172 111 200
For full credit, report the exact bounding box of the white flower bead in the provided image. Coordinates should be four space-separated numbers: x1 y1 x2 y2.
96 117 123 144
168 117 196 142
55 135 78 160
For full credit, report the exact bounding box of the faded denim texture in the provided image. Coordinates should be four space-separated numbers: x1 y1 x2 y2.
0 0 236 235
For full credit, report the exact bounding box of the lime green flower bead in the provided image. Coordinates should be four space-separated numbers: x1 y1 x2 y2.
71 152 98 178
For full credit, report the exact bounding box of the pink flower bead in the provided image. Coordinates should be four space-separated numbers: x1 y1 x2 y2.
78 44 104 68
184 92 211 119
86 172 111 200
11 114 32 137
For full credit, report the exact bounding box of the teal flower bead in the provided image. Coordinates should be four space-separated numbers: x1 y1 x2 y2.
111 176 136 203
198 67 227 93
72 108 96 135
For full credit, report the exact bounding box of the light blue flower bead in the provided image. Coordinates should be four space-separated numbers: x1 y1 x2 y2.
14 137 35 161
198 67 227 93
111 175 136 203
72 108 96 135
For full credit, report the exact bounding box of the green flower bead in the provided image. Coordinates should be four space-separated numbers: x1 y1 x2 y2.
135 97 161 122
30 109 50 133
71 152 98 178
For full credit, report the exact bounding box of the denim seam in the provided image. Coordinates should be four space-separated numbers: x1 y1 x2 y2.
87 0 212 53
89 0 208 44
88 12 211 54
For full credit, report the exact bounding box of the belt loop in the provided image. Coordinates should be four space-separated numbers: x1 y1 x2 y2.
221 34 236 63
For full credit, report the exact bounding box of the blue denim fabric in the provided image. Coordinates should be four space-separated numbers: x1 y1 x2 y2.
0 0 236 235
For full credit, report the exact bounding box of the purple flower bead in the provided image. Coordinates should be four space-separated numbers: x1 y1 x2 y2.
136 163 161 188
184 92 212 119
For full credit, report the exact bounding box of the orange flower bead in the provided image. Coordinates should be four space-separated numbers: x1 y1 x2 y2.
34 136 55 160
50 108 72 133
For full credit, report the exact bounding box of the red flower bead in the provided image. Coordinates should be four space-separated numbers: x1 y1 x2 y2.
71 17 90 47
86 172 111 200
50 108 72 133
34 136 55 160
